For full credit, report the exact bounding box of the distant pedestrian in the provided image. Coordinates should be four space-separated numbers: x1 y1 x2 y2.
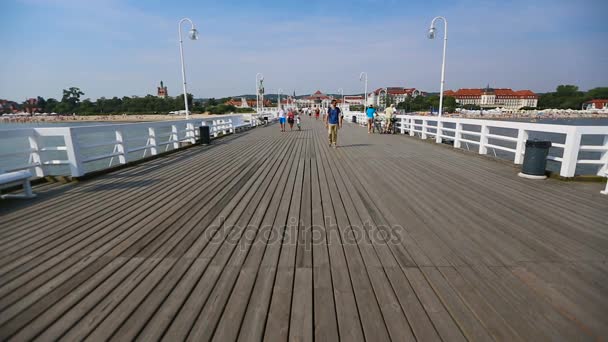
287 108 295 131
315 108 320 120
366 105 377 134
325 100 342 148
278 106 286 132
385 104 396 133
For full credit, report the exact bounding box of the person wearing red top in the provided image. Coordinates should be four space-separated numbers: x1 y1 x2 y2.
287 109 295 131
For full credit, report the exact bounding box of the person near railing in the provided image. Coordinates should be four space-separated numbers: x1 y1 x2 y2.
385 104 396 133
366 105 377 134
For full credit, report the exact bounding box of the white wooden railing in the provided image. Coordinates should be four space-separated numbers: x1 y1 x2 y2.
342 111 608 178
0 115 252 178
393 115 608 178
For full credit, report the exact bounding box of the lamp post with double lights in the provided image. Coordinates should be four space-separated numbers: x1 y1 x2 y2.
427 16 448 117
256 73 264 113
178 18 198 120
359 72 368 110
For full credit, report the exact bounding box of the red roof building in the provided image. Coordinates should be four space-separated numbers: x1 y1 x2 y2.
368 87 423 107
443 87 538 109
226 98 272 108
582 99 608 110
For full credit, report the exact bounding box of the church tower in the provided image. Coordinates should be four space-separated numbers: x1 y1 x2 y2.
157 80 168 98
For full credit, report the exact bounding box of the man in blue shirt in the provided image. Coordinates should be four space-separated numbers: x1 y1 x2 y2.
325 100 342 148
366 104 377 134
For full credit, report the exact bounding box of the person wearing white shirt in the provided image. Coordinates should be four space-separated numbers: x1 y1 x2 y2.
278 106 286 132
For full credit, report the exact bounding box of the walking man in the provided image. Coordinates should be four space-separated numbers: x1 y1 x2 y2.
278 106 286 132
325 100 342 148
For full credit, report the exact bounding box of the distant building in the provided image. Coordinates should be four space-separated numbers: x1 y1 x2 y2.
582 99 608 110
226 97 271 108
444 86 538 109
157 81 168 98
342 95 365 106
0 99 19 113
297 90 333 109
23 98 42 114
368 87 423 107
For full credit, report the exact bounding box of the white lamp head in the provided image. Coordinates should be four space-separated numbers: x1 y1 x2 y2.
427 26 436 39
189 28 199 40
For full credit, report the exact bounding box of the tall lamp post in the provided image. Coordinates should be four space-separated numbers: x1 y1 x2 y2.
178 18 198 120
359 72 368 110
379 88 387 109
338 88 344 111
256 73 264 113
255 72 264 113
427 16 448 117
277 88 283 110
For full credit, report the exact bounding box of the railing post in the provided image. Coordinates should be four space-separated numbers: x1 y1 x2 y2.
27 133 44 177
435 120 443 143
148 127 158 156
421 119 428 139
479 124 489 155
186 122 195 144
400 117 405 134
171 125 179 149
597 135 608 176
115 129 127 164
409 119 415 136
514 129 528 164
454 122 462 149
560 127 581 177
64 128 85 177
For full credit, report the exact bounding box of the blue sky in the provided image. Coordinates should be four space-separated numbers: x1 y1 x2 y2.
1 0 607 101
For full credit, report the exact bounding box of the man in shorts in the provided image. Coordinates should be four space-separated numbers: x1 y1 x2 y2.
385 104 396 133
366 104 377 134
278 106 286 132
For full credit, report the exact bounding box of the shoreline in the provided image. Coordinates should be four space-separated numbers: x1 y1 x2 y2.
0 113 246 124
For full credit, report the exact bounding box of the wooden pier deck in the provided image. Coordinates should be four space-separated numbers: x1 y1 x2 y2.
1 117 607 341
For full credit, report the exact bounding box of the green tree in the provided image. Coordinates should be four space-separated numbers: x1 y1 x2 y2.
586 87 608 100
62 87 85 105
44 98 59 113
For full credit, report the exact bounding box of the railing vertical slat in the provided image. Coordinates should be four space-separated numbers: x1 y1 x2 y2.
64 128 84 177
479 124 489 155
597 135 608 177
514 129 528 164
421 119 428 139
436 120 443 143
149 127 158 155
171 125 179 149
115 129 127 164
27 134 44 177
454 122 462 148
560 127 582 177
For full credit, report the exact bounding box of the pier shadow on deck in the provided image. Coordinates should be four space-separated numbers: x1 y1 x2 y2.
0 117 606 341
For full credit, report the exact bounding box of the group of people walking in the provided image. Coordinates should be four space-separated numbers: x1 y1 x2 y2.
277 107 302 132
277 100 397 148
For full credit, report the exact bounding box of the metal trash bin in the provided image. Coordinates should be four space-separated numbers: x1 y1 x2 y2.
199 126 211 145
352 115 357 123
518 140 551 179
